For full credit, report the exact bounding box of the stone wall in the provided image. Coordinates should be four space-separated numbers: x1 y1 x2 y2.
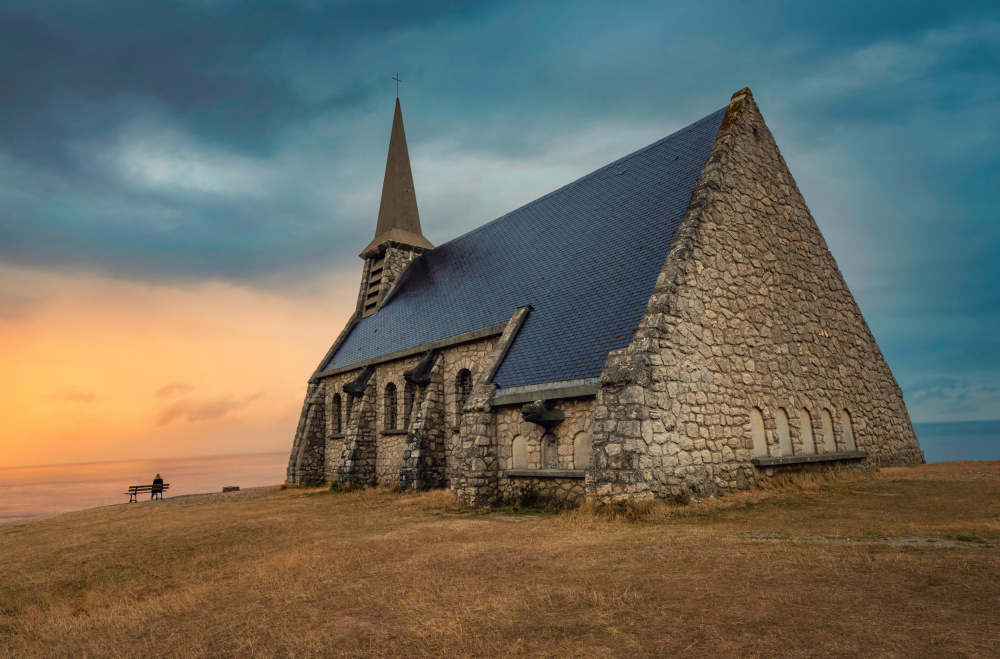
494 398 594 471
376 244 425 309
588 89 923 503
449 309 530 505
494 397 594 506
441 337 498 471
504 476 586 507
288 335 500 490
286 381 328 486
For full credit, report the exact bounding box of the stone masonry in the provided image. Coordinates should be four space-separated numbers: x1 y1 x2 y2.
286 89 923 505
587 89 922 503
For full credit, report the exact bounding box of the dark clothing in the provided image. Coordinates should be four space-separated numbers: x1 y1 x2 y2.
151 477 164 500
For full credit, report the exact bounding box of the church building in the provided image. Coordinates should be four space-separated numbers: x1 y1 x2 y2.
286 88 924 505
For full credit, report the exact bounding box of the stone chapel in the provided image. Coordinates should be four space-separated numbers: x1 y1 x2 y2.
286 88 924 505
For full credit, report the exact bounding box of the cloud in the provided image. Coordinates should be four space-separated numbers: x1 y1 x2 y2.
156 392 264 425
0 0 997 426
0 293 41 322
904 375 1000 422
52 391 96 402
156 382 195 397
1 1 996 291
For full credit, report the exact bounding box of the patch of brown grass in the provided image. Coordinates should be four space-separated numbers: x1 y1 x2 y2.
1 463 999 657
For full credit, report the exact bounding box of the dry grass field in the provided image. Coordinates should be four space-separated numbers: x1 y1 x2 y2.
1 462 999 658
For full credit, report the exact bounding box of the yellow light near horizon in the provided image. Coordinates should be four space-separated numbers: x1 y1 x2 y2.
0 265 355 468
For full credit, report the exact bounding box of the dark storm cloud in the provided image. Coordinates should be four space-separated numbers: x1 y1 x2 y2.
1 0 998 418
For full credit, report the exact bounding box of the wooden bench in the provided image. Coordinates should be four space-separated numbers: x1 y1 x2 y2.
125 484 170 502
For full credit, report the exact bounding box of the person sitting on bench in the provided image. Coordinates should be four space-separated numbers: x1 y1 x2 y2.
152 474 164 500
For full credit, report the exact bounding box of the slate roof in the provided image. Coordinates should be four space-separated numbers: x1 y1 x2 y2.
322 105 727 389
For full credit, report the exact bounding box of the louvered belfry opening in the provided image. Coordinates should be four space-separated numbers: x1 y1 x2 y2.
363 252 386 317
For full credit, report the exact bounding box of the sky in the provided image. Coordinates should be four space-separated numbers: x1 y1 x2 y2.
1 0 997 468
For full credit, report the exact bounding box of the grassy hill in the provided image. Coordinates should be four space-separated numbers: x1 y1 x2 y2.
1 462 998 657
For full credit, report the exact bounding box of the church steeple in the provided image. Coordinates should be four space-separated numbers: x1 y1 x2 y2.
357 98 433 318
361 98 434 257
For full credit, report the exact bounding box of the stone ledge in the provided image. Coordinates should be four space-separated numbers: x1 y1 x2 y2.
330 433 346 439
752 451 867 467
381 429 409 436
505 469 586 479
492 379 600 406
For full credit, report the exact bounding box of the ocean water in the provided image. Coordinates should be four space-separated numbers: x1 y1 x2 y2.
913 419 1000 464
0 452 288 522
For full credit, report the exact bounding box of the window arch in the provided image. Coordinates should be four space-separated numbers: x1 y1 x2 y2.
820 409 836 453
456 369 472 423
332 394 342 434
750 408 767 458
841 409 856 451
799 408 816 455
384 383 398 430
573 431 591 470
512 435 528 469
776 408 793 456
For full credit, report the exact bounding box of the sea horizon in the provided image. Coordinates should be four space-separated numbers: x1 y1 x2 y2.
3 419 998 523
0 451 289 523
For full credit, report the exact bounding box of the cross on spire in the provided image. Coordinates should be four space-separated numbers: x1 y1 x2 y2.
392 73 401 98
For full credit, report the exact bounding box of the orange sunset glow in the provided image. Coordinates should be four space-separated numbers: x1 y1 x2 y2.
0 264 357 468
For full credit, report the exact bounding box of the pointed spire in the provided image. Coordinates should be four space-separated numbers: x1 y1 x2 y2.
362 98 434 256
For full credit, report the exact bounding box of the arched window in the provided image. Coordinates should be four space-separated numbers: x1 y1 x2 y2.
573 431 591 470
841 409 856 451
799 408 816 455
821 409 836 453
776 408 793 456
750 408 767 458
512 435 528 469
403 382 415 428
332 394 342 434
456 369 472 423
384 383 398 430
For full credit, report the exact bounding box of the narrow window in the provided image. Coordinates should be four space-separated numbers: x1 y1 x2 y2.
332 394 342 434
841 409 856 451
821 409 836 453
403 382 415 428
776 408 793 456
384 383 398 430
750 408 767 458
542 433 559 469
799 408 816 455
456 369 472 423
512 435 528 469
573 431 592 470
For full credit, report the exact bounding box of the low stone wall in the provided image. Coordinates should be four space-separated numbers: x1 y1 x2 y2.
503 475 586 507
